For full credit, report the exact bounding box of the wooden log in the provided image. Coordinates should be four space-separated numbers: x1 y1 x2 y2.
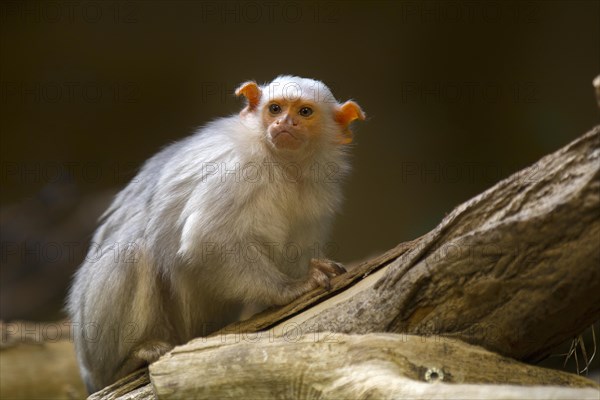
148 333 598 399
93 127 600 398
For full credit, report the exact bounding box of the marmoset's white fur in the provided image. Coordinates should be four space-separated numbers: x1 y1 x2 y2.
67 76 365 393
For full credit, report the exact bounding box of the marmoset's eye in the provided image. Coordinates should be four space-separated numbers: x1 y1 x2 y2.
269 104 282 114
299 107 313 117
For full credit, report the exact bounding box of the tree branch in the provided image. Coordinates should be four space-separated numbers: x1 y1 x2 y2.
92 127 600 399
149 333 599 399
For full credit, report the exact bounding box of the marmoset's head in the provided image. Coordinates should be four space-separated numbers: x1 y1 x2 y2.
236 76 365 154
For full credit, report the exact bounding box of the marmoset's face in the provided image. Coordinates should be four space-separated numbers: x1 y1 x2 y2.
235 78 365 152
261 99 323 151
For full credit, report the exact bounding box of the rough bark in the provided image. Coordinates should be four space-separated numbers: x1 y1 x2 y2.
92 126 600 399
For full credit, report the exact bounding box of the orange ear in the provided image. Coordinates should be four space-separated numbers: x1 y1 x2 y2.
235 81 261 111
334 101 366 144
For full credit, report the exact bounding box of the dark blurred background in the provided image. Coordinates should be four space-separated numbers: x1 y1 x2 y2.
1 1 598 324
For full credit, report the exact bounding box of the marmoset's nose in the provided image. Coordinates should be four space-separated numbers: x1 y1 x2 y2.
283 114 298 126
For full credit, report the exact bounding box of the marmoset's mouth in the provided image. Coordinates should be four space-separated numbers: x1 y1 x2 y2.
270 129 303 150
272 130 299 140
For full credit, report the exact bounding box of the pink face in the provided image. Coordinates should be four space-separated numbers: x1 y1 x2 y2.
261 99 322 151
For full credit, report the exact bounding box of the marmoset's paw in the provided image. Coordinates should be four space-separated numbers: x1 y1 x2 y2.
309 258 347 290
